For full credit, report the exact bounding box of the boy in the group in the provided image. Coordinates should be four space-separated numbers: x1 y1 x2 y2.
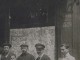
11 55 16 60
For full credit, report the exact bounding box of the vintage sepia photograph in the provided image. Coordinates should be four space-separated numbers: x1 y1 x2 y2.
0 0 80 60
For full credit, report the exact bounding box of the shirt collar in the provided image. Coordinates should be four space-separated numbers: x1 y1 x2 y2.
65 53 70 57
38 53 44 58
37 53 44 60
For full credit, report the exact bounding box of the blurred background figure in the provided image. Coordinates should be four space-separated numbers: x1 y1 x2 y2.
59 44 75 60
35 43 50 60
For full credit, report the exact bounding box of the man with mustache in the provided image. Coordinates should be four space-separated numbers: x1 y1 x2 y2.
17 44 35 60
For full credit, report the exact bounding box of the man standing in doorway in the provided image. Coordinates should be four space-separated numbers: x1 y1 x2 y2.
17 44 35 60
35 43 50 60
59 44 75 60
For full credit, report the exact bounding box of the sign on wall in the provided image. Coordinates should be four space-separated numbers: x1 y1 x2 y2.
10 26 55 60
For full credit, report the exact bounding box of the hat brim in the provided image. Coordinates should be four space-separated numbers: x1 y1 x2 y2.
3 43 12 48
20 45 28 47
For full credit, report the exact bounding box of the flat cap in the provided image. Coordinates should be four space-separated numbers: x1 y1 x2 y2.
3 43 12 48
60 44 69 49
20 44 28 47
35 43 45 50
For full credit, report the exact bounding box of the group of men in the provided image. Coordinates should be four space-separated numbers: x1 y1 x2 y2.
0 43 76 60
0 43 50 60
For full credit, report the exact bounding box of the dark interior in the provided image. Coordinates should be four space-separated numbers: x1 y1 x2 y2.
0 0 67 48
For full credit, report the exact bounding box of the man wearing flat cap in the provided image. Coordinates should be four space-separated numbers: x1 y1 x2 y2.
17 44 35 60
35 43 50 60
1 43 16 60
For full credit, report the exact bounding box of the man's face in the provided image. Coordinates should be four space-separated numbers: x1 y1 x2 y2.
21 47 28 53
60 46 69 55
36 49 43 55
4 46 10 53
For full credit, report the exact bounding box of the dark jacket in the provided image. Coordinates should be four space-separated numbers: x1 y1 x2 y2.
17 53 35 60
38 54 50 60
1 52 15 60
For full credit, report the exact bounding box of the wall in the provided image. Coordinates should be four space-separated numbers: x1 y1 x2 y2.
10 26 55 60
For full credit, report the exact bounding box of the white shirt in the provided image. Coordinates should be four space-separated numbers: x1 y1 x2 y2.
59 53 75 60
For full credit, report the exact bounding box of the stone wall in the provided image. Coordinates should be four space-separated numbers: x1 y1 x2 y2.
10 26 55 60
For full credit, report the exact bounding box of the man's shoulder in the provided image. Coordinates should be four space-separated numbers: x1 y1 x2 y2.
9 52 16 56
27 53 35 58
42 54 50 60
17 54 23 60
1 52 15 56
58 56 75 60
18 53 34 57
43 54 49 57
17 53 35 60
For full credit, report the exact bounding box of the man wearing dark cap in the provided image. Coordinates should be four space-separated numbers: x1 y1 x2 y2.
17 44 35 60
35 43 50 60
1 43 16 60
